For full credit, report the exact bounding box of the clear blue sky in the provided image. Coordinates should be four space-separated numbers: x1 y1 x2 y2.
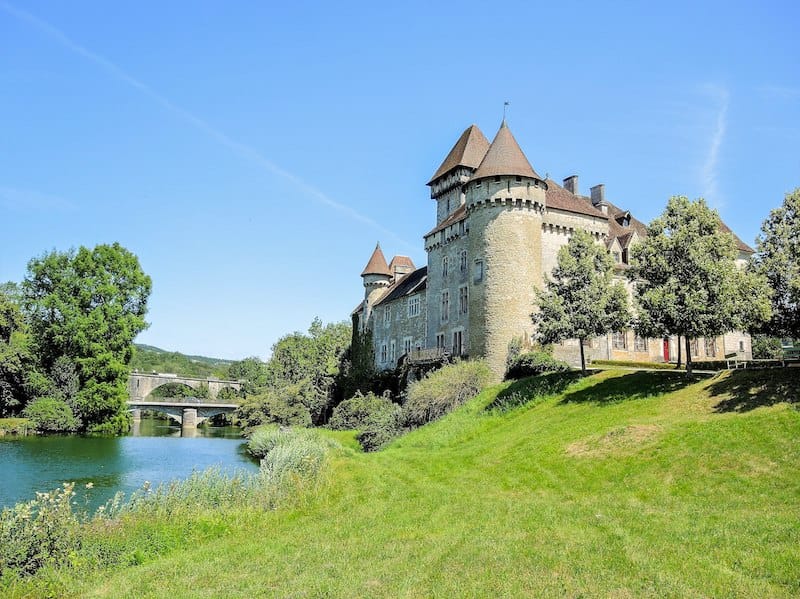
1 0 798 360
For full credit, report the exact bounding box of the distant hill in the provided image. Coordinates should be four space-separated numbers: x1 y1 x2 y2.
131 344 236 379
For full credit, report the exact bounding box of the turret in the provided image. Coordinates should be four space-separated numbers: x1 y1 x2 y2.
465 120 547 377
427 125 490 225
360 243 393 325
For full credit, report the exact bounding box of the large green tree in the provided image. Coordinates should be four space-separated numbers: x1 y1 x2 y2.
629 196 770 374
534 230 630 372
22 243 151 433
752 188 800 338
0 288 34 416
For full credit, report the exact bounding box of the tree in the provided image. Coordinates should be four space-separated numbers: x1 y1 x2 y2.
22 243 151 433
0 288 35 416
752 188 800 338
534 230 630 372
629 196 770 374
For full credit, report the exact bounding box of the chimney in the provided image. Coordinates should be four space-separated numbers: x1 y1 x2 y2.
563 175 578 195
590 184 605 206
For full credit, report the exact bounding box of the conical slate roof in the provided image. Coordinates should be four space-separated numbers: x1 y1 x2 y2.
472 121 541 181
361 243 392 277
427 125 490 185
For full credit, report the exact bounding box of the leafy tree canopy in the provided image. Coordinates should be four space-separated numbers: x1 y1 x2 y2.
753 188 800 338
22 243 151 432
534 229 630 372
629 196 770 372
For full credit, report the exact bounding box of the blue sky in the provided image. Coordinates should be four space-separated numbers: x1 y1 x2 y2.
1 0 798 360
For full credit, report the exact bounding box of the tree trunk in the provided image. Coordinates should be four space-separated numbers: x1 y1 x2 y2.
579 339 586 374
677 335 682 368
685 336 693 375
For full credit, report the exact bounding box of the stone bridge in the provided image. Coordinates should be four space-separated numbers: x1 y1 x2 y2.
128 372 242 402
128 372 244 429
128 400 240 428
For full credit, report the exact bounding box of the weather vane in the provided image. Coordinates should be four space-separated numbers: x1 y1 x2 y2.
503 101 510 121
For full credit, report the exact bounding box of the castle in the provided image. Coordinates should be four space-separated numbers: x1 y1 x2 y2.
353 121 753 377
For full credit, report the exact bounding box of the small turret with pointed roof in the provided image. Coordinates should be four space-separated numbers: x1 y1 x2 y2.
428 124 490 225
472 120 543 183
361 242 392 277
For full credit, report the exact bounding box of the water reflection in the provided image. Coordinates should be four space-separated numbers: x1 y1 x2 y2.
0 416 257 511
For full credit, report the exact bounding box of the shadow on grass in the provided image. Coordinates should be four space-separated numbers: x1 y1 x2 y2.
486 372 585 413
560 371 700 406
709 368 799 413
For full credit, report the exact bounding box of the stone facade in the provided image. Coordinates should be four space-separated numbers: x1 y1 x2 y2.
353 121 755 378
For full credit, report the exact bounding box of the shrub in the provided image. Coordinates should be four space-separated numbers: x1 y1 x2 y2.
0 483 80 576
402 360 493 427
328 392 398 430
356 405 402 452
22 397 79 433
505 351 571 380
235 391 311 430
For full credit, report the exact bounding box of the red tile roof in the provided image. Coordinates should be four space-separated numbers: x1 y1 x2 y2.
425 204 466 238
361 243 392 277
427 125 490 185
473 121 541 181
388 255 415 270
544 178 607 219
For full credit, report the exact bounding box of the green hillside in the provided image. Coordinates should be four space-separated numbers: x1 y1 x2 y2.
131 344 235 379
58 370 800 596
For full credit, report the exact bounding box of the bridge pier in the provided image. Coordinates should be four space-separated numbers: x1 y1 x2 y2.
131 408 142 423
182 408 197 433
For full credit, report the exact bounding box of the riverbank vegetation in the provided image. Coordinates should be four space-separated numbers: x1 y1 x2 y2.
130 344 233 379
2 368 796 597
0 244 151 434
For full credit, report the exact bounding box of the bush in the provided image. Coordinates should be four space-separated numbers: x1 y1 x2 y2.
235 391 311 430
505 351 571 380
356 405 403 452
403 360 493 427
328 392 398 430
0 483 80 576
22 397 79 433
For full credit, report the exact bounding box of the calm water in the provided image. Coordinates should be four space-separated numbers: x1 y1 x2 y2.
0 417 259 510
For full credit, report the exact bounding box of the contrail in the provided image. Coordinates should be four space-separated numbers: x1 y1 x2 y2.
0 1 415 250
700 85 729 208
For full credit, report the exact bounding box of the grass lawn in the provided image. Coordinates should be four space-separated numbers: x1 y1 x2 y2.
59 369 800 597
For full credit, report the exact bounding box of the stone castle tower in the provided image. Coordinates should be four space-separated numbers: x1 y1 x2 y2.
353 119 755 379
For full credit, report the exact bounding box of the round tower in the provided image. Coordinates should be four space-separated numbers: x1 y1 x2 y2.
465 120 547 377
360 243 393 327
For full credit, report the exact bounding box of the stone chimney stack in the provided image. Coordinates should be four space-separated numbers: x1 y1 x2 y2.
590 184 605 206
563 175 578 195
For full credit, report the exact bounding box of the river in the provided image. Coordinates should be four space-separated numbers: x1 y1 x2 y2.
0 416 259 511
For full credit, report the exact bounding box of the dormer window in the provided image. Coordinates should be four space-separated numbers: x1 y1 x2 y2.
613 251 621 263
623 216 630 227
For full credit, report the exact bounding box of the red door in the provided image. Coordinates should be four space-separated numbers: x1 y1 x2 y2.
663 338 670 362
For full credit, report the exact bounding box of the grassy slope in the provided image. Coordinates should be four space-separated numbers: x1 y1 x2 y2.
83 369 798 598
131 344 234 379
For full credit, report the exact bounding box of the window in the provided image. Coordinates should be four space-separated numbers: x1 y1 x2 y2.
515 176 521 182
403 337 412 356
612 331 627 350
441 291 450 323
634 334 648 352
442 256 449 278
436 333 445 349
452 330 463 356
613 251 621 263
622 248 629 264
407 295 420 317
383 306 391 326
460 250 468 273
690 338 699 357
704 338 717 357
476 179 482 187
459 285 468 315
474 259 484 283
739 340 745 352
494 176 500 182
389 340 396 363
380 344 387 362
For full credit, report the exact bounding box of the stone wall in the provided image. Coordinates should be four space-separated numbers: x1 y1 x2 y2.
371 290 428 370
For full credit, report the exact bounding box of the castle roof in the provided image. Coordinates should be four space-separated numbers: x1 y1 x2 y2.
427 125 490 185
544 178 607 219
361 243 392 277
424 204 466 238
718 220 754 253
472 121 542 181
388 255 415 271
374 267 427 306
